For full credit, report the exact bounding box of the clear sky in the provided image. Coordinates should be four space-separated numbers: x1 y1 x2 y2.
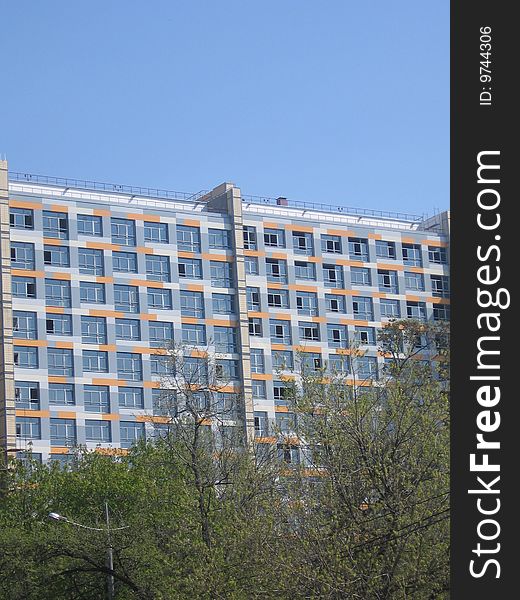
0 1 449 216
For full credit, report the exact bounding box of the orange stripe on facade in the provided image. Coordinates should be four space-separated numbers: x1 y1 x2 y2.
293 345 322 353
143 381 161 388
251 373 273 381
13 339 48 347
244 249 264 257
129 279 164 288
288 284 318 292
368 233 382 240
50 205 69 213
96 276 114 284
326 229 355 237
136 246 155 254
182 219 201 227
9 199 42 210
247 311 269 319
48 376 67 384
98 344 117 352
50 272 72 280
91 378 124 386
377 262 404 271
89 309 121 318
11 269 45 278
57 411 76 419
127 213 161 222
267 252 287 260
54 341 74 349
177 251 195 259
46 306 65 314
15 410 50 418
101 414 121 421
202 253 233 262
43 238 62 246
92 209 111 217
284 224 314 233
422 239 448 248
139 313 158 321
185 283 204 292
86 241 121 251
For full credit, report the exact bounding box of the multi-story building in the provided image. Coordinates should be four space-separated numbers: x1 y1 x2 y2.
0 160 449 464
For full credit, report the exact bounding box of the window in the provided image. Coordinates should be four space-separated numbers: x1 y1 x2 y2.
264 228 285 248
81 316 107 344
247 287 261 311
153 389 177 416
79 248 104 275
299 322 320 341
354 356 378 379
49 384 75 405
77 214 103 236
323 264 344 288
277 444 300 464
178 257 202 279
12 276 37 299
46 278 72 308
378 270 399 293
82 350 108 373
254 411 269 437
48 348 73 375
146 255 171 282
16 417 41 440
380 299 401 318
117 353 143 381
120 421 145 448
294 261 316 280
180 290 204 318
210 261 233 287
243 226 257 250
209 228 231 249
176 225 201 252
119 387 144 408
300 352 323 371
245 256 259 275
212 293 235 315
270 320 292 344
11 242 35 270
328 354 350 374
83 385 110 412
433 304 450 321
249 318 262 336
85 420 111 442
15 381 40 410
43 246 70 267
353 297 374 320
112 251 137 273
431 275 450 298
114 285 139 313
402 243 422 267
43 211 68 239
296 291 318 316
80 282 105 304
273 350 294 370
250 348 265 373
428 246 448 265
144 221 168 243
13 311 37 339
214 326 238 353
115 318 141 341
182 323 206 345
216 359 240 380
266 258 287 283
10 208 34 229
406 301 427 320
50 418 76 446
183 358 208 383
351 267 371 286
149 321 174 347
348 237 369 261
150 354 173 376
325 294 346 313
405 271 425 292
46 313 73 336
16 451 42 466
111 218 136 246
354 326 376 345
147 288 172 310
14 346 38 369
268 289 289 309
327 324 348 348
292 231 313 255
273 381 289 406
321 234 342 254
376 240 396 260
276 413 296 434
252 379 266 399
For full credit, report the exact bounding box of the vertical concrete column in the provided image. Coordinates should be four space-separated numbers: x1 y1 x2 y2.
0 160 16 461
203 183 255 444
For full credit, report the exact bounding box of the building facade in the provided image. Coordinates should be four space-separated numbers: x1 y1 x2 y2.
0 161 450 464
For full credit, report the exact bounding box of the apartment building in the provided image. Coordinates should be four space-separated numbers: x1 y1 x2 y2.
0 160 450 464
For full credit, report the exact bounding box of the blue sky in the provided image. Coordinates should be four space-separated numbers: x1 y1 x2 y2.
0 1 448 215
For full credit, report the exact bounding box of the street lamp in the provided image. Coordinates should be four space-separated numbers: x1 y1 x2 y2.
48 502 128 600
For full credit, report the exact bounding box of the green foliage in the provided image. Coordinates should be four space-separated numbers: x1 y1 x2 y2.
0 320 449 599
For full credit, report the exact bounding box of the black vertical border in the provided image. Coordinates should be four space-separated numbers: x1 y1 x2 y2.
451 1 515 596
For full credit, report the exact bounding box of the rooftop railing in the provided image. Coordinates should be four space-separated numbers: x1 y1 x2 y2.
10 171 427 223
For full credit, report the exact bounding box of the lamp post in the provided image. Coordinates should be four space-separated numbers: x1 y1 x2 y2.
48 502 127 600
